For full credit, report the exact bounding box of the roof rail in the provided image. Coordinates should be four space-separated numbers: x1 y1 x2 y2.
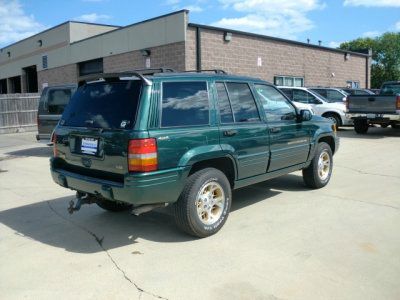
78 72 152 87
131 68 177 75
184 69 227 74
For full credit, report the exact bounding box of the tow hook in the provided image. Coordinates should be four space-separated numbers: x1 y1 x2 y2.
68 192 95 214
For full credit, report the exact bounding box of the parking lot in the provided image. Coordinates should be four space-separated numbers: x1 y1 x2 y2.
0 128 399 300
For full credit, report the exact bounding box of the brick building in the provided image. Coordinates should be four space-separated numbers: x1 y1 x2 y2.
0 10 371 94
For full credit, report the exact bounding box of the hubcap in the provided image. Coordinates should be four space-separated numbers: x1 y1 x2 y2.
195 181 225 226
318 150 331 181
328 116 337 125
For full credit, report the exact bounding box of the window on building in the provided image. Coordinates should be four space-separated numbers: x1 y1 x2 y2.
161 81 209 127
216 82 234 123
346 81 360 88
274 76 304 87
9 76 21 93
78 58 103 76
0 79 7 94
254 84 296 122
225 82 260 123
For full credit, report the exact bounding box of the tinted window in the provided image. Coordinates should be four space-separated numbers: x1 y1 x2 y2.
61 81 141 129
380 84 400 96
161 81 209 127
293 89 318 104
326 90 345 102
280 89 293 99
311 89 327 98
225 83 260 123
47 88 73 114
216 82 234 123
255 84 296 122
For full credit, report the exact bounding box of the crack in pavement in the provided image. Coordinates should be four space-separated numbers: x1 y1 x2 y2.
336 165 400 179
321 193 400 211
46 201 168 300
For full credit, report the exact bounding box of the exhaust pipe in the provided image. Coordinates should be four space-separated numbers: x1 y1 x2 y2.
131 203 168 216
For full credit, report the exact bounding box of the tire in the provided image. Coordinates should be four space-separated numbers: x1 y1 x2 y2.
302 142 333 189
381 124 389 128
354 119 369 134
174 168 232 238
323 113 341 128
96 198 132 212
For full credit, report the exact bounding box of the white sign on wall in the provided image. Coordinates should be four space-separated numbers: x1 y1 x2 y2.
42 82 48 89
145 57 151 69
257 57 262 67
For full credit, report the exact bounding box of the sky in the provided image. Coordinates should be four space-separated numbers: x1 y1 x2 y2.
0 0 399 49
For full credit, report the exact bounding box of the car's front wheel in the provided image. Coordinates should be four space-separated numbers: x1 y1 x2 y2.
302 142 333 189
174 168 232 238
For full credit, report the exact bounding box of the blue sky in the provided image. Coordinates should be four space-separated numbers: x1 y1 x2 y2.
0 0 399 48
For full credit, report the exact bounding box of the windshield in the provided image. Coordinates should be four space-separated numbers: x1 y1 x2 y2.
380 84 400 96
60 80 141 129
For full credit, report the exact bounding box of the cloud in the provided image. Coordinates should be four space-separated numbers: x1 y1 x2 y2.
329 41 343 48
395 21 400 31
362 30 381 38
0 0 46 47
183 5 203 12
165 0 205 13
74 13 111 23
211 0 324 39
344 0 400 7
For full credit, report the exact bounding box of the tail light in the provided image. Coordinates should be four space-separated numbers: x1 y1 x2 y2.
396 95 400 110
52 133 57 157
128 138 158 172
345 96 350 111
36 114 40 126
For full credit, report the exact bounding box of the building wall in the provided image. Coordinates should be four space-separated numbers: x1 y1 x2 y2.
37 64 78 88
189 27 369 88
104 41 186 72
185 27 197 70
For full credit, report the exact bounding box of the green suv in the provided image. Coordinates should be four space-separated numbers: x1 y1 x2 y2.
50 69 339 237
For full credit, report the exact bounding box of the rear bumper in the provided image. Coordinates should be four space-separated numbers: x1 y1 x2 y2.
347 113 400 123
50 159 190 205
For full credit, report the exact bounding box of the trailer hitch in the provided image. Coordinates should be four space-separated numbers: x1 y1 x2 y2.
68 192 95 214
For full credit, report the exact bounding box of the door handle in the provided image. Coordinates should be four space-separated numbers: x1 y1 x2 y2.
270 127 281 133
223 130 237 137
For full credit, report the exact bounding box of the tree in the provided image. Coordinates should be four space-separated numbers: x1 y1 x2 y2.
339 33 400 88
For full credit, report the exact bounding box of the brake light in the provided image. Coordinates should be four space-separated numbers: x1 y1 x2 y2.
128 138 158 172
52 133 57 157
36 114 40 126
345 96 349 111
396 95 400 110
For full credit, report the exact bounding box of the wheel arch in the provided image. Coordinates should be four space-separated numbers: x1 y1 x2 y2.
321 111 342 126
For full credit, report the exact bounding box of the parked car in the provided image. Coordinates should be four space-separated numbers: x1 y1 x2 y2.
50 69 339 238
278 86 352 127
309 87 348 103
341 88 375 96
36 84 77 143
346 81 400 134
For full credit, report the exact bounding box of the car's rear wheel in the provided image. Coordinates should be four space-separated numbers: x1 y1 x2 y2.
174 168 231 238
324 113 341 128
96 198 132 212
354 119 369 134
302 142 333 189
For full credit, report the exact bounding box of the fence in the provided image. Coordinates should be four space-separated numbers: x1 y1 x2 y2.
0 93 40 134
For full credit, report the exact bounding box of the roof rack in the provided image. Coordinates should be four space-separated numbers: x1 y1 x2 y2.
131 68 177 75
184 69 227 74
78 72 153 87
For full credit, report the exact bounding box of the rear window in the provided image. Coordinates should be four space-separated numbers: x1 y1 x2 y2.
47 88 73 114
380 84 400 96
61 80 141 129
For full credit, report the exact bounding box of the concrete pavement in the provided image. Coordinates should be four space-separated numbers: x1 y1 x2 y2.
0 128 399 300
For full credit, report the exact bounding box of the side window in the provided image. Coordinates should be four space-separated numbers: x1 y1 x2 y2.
292 89 316 104
225 82 260 123
312 89 327 98
161 81 209 127
327 90 345 102
280 89 293 100
254 84 296 122
216 82 234 123
47 89 72 114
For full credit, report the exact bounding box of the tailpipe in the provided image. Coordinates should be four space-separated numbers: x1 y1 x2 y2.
131 203 168 216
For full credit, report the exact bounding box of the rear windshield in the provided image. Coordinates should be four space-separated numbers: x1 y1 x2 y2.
60 80 141 129
380 84 400 96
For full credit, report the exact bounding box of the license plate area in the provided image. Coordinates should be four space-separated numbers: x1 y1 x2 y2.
80 137 99 156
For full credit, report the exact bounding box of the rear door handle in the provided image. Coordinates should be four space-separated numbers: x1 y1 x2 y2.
223 130 237 137
270 127 281 133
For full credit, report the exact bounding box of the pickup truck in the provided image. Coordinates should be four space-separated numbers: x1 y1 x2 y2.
346 81 400 134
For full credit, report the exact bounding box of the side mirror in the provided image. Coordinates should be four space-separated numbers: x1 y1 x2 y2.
299 109 312 122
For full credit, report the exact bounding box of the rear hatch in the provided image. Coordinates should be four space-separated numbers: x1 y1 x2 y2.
53 80 143 183
348 95 398 114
